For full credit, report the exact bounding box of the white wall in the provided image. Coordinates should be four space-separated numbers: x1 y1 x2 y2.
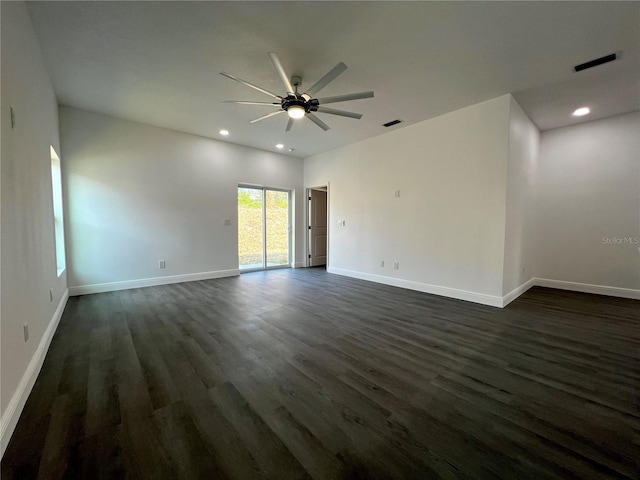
59 107 304 293
305 95 511 306
502 96 540 297
1 1 68 456
536 111 640 294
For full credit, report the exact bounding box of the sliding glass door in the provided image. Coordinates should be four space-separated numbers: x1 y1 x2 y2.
238 186 290 271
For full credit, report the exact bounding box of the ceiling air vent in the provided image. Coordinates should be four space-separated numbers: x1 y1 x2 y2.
574 53 617 72
383 119 403 128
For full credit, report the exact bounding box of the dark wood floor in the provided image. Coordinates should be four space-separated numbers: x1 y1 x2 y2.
2 268 639 479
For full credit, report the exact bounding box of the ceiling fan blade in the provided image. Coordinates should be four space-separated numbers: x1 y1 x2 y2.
221 100 281 105
305 62 348 96
220 72 281 99
317 91 374 105
269 52 295 94
250 110 285 124
285 118 294 132
316 107 363 119
306 113 330 131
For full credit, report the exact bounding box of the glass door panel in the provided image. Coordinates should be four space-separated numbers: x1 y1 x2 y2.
265 190 290 267
238 187 264 270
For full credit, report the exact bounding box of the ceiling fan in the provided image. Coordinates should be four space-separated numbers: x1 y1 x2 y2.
220 53 374 132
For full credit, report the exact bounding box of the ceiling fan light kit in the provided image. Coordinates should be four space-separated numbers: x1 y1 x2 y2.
287 105 306 119
221 52 374 132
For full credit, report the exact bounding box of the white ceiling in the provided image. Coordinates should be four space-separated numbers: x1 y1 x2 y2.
25 1 640 159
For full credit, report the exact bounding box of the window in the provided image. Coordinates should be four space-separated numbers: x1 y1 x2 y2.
50 146 66 276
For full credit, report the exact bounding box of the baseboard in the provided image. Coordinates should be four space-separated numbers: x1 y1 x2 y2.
293 262 305 268
328 267 504 308
1 289 69 458
325 269 640 308
501 278 536 307
534 278 640 300
68 269 240 296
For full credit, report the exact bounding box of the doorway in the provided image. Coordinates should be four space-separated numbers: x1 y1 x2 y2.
238 186 291 271
308 187 328 267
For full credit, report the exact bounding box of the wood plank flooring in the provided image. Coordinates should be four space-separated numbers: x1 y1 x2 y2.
2 267 639 479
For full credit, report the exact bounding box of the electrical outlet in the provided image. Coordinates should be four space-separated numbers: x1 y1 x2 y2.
23 324 29 342
49 288 53 302
393 262 399 270
159 260 166 269
380 260 384 267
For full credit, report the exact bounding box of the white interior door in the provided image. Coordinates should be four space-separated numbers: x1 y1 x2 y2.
309 189 327 266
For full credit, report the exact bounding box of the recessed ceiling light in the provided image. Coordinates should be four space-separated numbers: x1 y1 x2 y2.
572 107 590 117
219 129 229 136
276 144 284 149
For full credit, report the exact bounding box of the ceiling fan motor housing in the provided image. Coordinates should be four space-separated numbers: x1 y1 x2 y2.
282 95 319 114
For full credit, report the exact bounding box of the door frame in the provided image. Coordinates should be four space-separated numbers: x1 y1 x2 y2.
238 184 292 272
306 183 330 268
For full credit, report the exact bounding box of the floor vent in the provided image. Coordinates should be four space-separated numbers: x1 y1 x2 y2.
382 119 403 128
574 53 617 72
